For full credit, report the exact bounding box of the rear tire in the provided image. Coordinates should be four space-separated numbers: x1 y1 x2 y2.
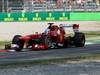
12 35 24 51
74 32 85 47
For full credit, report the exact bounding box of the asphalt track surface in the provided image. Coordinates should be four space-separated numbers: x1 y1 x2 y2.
0 44 100 65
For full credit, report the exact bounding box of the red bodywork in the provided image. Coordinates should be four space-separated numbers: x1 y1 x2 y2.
5 23 80 50
18 25 65 50
29 44 48 50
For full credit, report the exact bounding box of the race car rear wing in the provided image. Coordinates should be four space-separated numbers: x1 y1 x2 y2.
47 23 79 32
59 24 79 32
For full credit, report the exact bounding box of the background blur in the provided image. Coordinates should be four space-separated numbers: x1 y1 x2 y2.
0 0 100 12
0 0 100 41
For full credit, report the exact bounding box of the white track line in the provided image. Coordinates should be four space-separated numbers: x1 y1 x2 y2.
85 42 94 45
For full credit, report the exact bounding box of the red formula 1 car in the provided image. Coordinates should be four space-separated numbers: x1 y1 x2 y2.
5 23 85 51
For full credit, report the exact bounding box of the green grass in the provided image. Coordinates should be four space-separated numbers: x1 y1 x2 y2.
65 31 100 38
85 31 100 38
0 41 11 46
87 39 100 43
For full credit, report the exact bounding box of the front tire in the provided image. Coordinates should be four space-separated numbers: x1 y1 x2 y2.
74 32 85 47
12 35 24 51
